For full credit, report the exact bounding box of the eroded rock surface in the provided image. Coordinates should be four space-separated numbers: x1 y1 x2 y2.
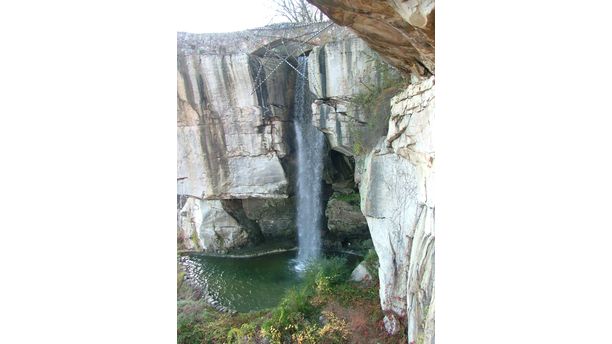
177 198 249 253
177 52 292 200
358 77 435 340
243 198 297 239
308 0 434 77
350 262 372 282
177 24 383 253
306 1 436 341
325 194 368 240
308 38 395 157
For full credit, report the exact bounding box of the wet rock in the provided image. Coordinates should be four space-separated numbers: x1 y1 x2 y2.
178 197 249 253
242 198 297 239
325 193 369 240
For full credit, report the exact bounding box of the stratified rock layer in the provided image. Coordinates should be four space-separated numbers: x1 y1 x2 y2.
307 1 436 341
358 77 435 340
308 0 434 77
177 24 384 253
177 198 249 253
177 52 292 200
325 195 368 239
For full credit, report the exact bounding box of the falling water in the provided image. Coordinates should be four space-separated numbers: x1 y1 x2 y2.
293 56 325 271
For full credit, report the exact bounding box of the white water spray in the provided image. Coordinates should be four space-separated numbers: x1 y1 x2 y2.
293 56 325 271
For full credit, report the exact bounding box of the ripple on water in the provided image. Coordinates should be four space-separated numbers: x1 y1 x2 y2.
179 251 304 312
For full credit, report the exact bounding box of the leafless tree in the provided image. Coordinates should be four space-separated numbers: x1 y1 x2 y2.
273 0 327 23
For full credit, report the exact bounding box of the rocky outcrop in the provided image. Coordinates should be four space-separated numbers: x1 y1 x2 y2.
307 38 387 98
178 25 400 254
177 24 379 252
306 1 436 341
307 0 434 77
311 98 362 156
350 262 372 282
177 41 295 252
177 52 292 200
177 25 335 251
308 38 397 157
325 193 368 240
177 198 249 253
358 77 435 340
242 198 297 239
308 37 402 162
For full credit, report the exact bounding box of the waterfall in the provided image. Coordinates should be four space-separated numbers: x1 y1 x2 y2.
293 56 325 271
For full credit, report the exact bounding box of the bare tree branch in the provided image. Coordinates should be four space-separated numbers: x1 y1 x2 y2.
273 0 327 23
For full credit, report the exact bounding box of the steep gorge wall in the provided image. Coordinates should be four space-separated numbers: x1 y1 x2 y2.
308 0 434 77
358 78 435 340
177 24 384 253
176 14 436 342
177 29 299 252
307 1 436 342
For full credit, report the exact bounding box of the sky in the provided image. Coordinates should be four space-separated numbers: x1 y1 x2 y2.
176 0 286 33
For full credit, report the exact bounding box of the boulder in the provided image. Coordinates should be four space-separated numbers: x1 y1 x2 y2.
350 262 372 282
242 198 297 239
177 197 249 253
325 193 369 240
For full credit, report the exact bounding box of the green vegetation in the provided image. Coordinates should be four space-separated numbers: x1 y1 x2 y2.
349 52 408 156
190 230 202 250
331 192 360 206
177 256 406 343
363 249 380 279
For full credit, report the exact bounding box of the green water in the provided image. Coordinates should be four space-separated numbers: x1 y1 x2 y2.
179 251 359 312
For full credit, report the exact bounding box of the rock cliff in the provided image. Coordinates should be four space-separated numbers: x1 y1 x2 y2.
307 1 435 342
177 9 436 342
357 78 434 340
308 0 434 77
177 24 385 253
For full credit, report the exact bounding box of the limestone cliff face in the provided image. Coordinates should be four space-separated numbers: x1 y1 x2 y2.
358 78 434 341
308 0 434 77
177 52 291 200
177 15 436 343
177 27 304 252
178 198 249 252
308 37 398 157
307 1 436 342
308 38 371 157
177 25 387 253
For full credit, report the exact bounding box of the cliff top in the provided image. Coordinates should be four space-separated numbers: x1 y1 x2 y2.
177 21 355 56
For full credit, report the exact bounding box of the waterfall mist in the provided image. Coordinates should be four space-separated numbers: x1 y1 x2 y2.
293 56 325 271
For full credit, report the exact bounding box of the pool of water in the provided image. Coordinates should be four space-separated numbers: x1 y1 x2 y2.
179 250 359 312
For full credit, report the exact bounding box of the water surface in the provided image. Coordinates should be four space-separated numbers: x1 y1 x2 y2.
179 250 360 312
180 251 303 312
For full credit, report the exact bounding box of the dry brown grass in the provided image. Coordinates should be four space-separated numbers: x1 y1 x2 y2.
321 284 407 344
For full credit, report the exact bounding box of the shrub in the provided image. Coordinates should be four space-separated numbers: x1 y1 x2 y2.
318 311 350 344
261 257 353 343
363 249 379 279
303 257 351 291
262 287 316 343
348 53 408 156
332 192 360 206
227 322 258 344
177 317 205 344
